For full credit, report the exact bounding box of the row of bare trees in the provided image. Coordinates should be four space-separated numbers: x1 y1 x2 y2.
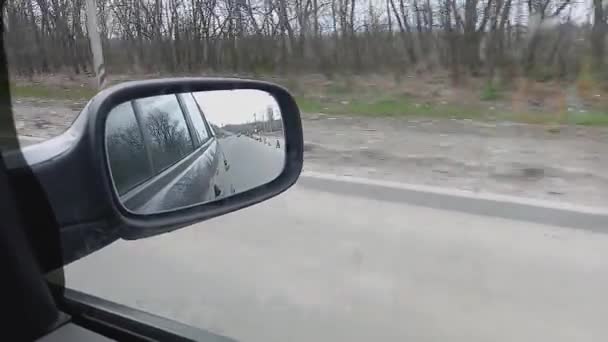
2 0 607 82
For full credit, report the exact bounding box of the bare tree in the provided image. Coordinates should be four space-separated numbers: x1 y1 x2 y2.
591 0 606 71
2 0 602 82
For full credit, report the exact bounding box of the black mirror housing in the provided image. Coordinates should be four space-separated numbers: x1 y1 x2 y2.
5 78 303 269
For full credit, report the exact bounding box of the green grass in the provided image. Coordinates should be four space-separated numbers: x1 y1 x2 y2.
296 93 608 126
10 84 96 100
297 94 485 119
570 112 608 126
480 83 502 101
12 79 608 127
326 81 355 95
295 96 328 113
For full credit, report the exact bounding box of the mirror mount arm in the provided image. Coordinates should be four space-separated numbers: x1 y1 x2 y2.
4 109 122 272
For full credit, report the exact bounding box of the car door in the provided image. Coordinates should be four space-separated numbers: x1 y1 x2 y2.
179 92 235 199
106 94 221 213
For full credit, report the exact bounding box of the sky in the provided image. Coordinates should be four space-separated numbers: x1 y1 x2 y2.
193 90 281 127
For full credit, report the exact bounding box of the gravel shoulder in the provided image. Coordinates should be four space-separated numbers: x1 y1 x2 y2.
12 98 85 139
11 99 608 207
302 114 608 207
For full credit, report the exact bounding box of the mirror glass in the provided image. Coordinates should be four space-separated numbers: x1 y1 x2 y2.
105 89 285 214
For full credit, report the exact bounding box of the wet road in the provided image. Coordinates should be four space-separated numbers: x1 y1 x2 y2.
62 179 608 342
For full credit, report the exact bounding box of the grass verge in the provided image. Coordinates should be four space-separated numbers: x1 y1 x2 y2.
11 78 608 127
10 84 96 101
296 94 608 126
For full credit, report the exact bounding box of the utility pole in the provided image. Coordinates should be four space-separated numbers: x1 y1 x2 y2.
85 0 106 89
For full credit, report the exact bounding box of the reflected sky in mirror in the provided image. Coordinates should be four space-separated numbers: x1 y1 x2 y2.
194 90 281 127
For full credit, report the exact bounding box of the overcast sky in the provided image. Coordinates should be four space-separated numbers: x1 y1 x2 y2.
193 90 281 127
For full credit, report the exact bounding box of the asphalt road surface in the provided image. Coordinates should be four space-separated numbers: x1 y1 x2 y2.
218 134 284 193
62 179 608 342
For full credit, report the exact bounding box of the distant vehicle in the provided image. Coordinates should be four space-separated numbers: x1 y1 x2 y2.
106 92 233 214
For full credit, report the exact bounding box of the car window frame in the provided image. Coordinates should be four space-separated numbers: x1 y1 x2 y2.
177 93 213 145
105 101 155 196
175 93 202 146
190 93 215 138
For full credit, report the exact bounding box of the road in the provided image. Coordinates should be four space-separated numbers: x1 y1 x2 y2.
218 134 284 193
62 177 608 342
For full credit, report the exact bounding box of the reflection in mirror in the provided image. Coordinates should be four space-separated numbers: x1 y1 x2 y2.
105 89 285 214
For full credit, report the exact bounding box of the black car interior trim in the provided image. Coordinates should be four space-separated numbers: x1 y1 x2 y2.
54 286 236 342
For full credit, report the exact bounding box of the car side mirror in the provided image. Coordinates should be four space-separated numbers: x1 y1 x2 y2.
105 87 291 215
4 78 303 268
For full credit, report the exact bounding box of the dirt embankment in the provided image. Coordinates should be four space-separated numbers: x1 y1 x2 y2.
302 114 608 207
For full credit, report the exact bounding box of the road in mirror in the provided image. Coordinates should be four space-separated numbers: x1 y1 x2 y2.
105 89 285 214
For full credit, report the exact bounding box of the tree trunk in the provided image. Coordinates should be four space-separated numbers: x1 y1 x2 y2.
592 0 606 71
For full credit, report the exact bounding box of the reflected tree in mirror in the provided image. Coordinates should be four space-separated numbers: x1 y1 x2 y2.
136 95 195 172
106 102 152 195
